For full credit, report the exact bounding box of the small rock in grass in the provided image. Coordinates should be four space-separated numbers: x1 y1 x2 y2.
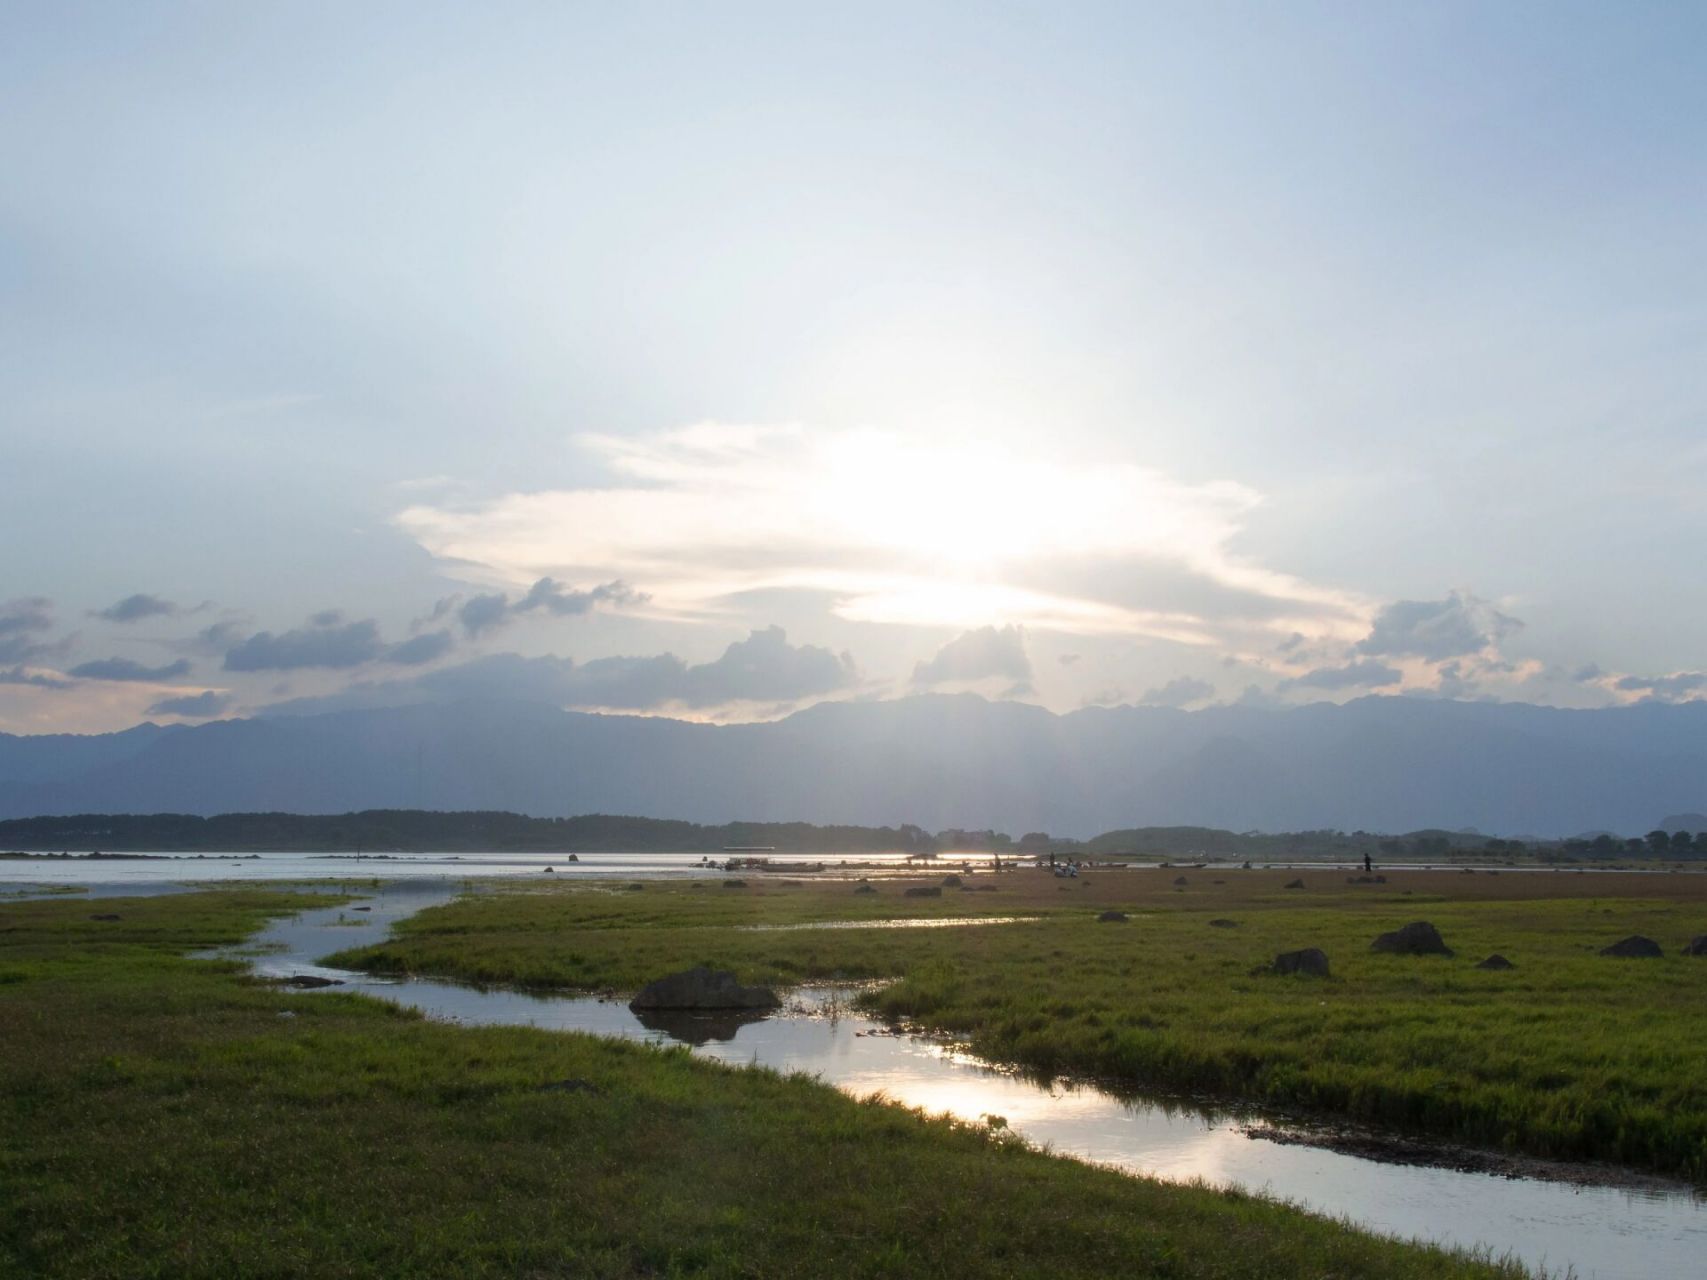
853 883 878 895
1173 875 1188 886
1475 954 1515 970
1097 910 1129 923
629 966 779 1011
1600 935 1663 958
1682 935 1707 957
942 875 963 888
1284 878 1305 890
722 879 748 889
1269 948 1330 977
1208 918 1238 928
537 1078 602 1095
1371 921 1454 957
904 885 943 898
89 913 121 921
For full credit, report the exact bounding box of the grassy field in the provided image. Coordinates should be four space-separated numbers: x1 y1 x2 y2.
329 867 1707 1179
0 889 1532 1279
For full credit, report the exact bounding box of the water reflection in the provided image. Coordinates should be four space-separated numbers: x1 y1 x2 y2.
221 883 1705 1280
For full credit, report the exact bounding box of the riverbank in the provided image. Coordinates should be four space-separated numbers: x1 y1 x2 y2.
0 889 1531 1279
329 868 1707 1179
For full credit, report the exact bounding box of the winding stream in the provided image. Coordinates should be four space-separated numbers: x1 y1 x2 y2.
232 880 1703 1280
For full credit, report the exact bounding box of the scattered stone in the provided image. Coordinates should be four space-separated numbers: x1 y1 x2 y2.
1600 935 1663 958
1212 879 1225 885
1682 936 1707 957
853 882 877 895
1269 948 1330 977
566 853 579 862
1475 954 1515 970
626 883 645 891
352 906 372 912
942 875 963 888
629 966 780 1011
722 879 747 889
904 885 943 898
1097 910 1129 923
1208 918 1238 928
283 974 343 988
1371 921 1454 957
1173 875 1188 886
1284 878 1305 890
88 913 121 921
543 867 555 874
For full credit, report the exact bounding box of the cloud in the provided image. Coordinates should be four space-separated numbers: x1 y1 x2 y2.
912 625 1032 687
224 618 386 671
221 611 458 673
1572 662 1605 683
0 665 72 690
452 578 645 636
1354 591 1520 662
94 593 183 623
1286 659 1403 690
263 628 857 717
386 629 455 666
146 690 233 718
1139 675 1216 707
0 597 60 664
67 657 193 682
1611 671 1707 702
396 425 1371 648
1079 687 1127 708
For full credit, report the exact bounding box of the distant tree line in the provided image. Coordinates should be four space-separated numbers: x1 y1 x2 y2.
0 811 936 854
2 811 1702 859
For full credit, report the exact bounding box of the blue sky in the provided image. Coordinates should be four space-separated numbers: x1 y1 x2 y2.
3 2 1704 731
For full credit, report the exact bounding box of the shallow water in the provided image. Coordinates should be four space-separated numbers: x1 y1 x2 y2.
221 881 1707 1280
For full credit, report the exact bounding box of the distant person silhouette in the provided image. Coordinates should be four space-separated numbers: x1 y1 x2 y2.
1363 853 1373 874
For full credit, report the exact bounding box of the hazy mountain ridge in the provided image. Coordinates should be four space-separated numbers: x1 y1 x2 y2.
0 694 1702 837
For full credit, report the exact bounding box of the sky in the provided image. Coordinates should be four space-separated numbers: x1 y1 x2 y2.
3 2 1705 734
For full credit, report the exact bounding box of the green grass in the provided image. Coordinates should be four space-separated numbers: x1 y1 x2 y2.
328 872 1707 1179
0 889 1534 1279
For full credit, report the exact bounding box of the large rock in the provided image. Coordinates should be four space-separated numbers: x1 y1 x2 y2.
1683 935 1707 957
1371 921 1454 957
629 966 779 1011
1599 935 1663 958
1270 948 1330 977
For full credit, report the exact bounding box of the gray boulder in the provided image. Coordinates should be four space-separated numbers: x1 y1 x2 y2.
1270 948 1330 977
1371 921 1454 957
1599 935 1663 958
629 966 780 1011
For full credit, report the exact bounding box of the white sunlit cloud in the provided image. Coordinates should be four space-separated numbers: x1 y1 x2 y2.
396 424 1375 652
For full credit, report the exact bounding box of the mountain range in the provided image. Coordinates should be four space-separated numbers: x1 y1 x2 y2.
1 694 1703 837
